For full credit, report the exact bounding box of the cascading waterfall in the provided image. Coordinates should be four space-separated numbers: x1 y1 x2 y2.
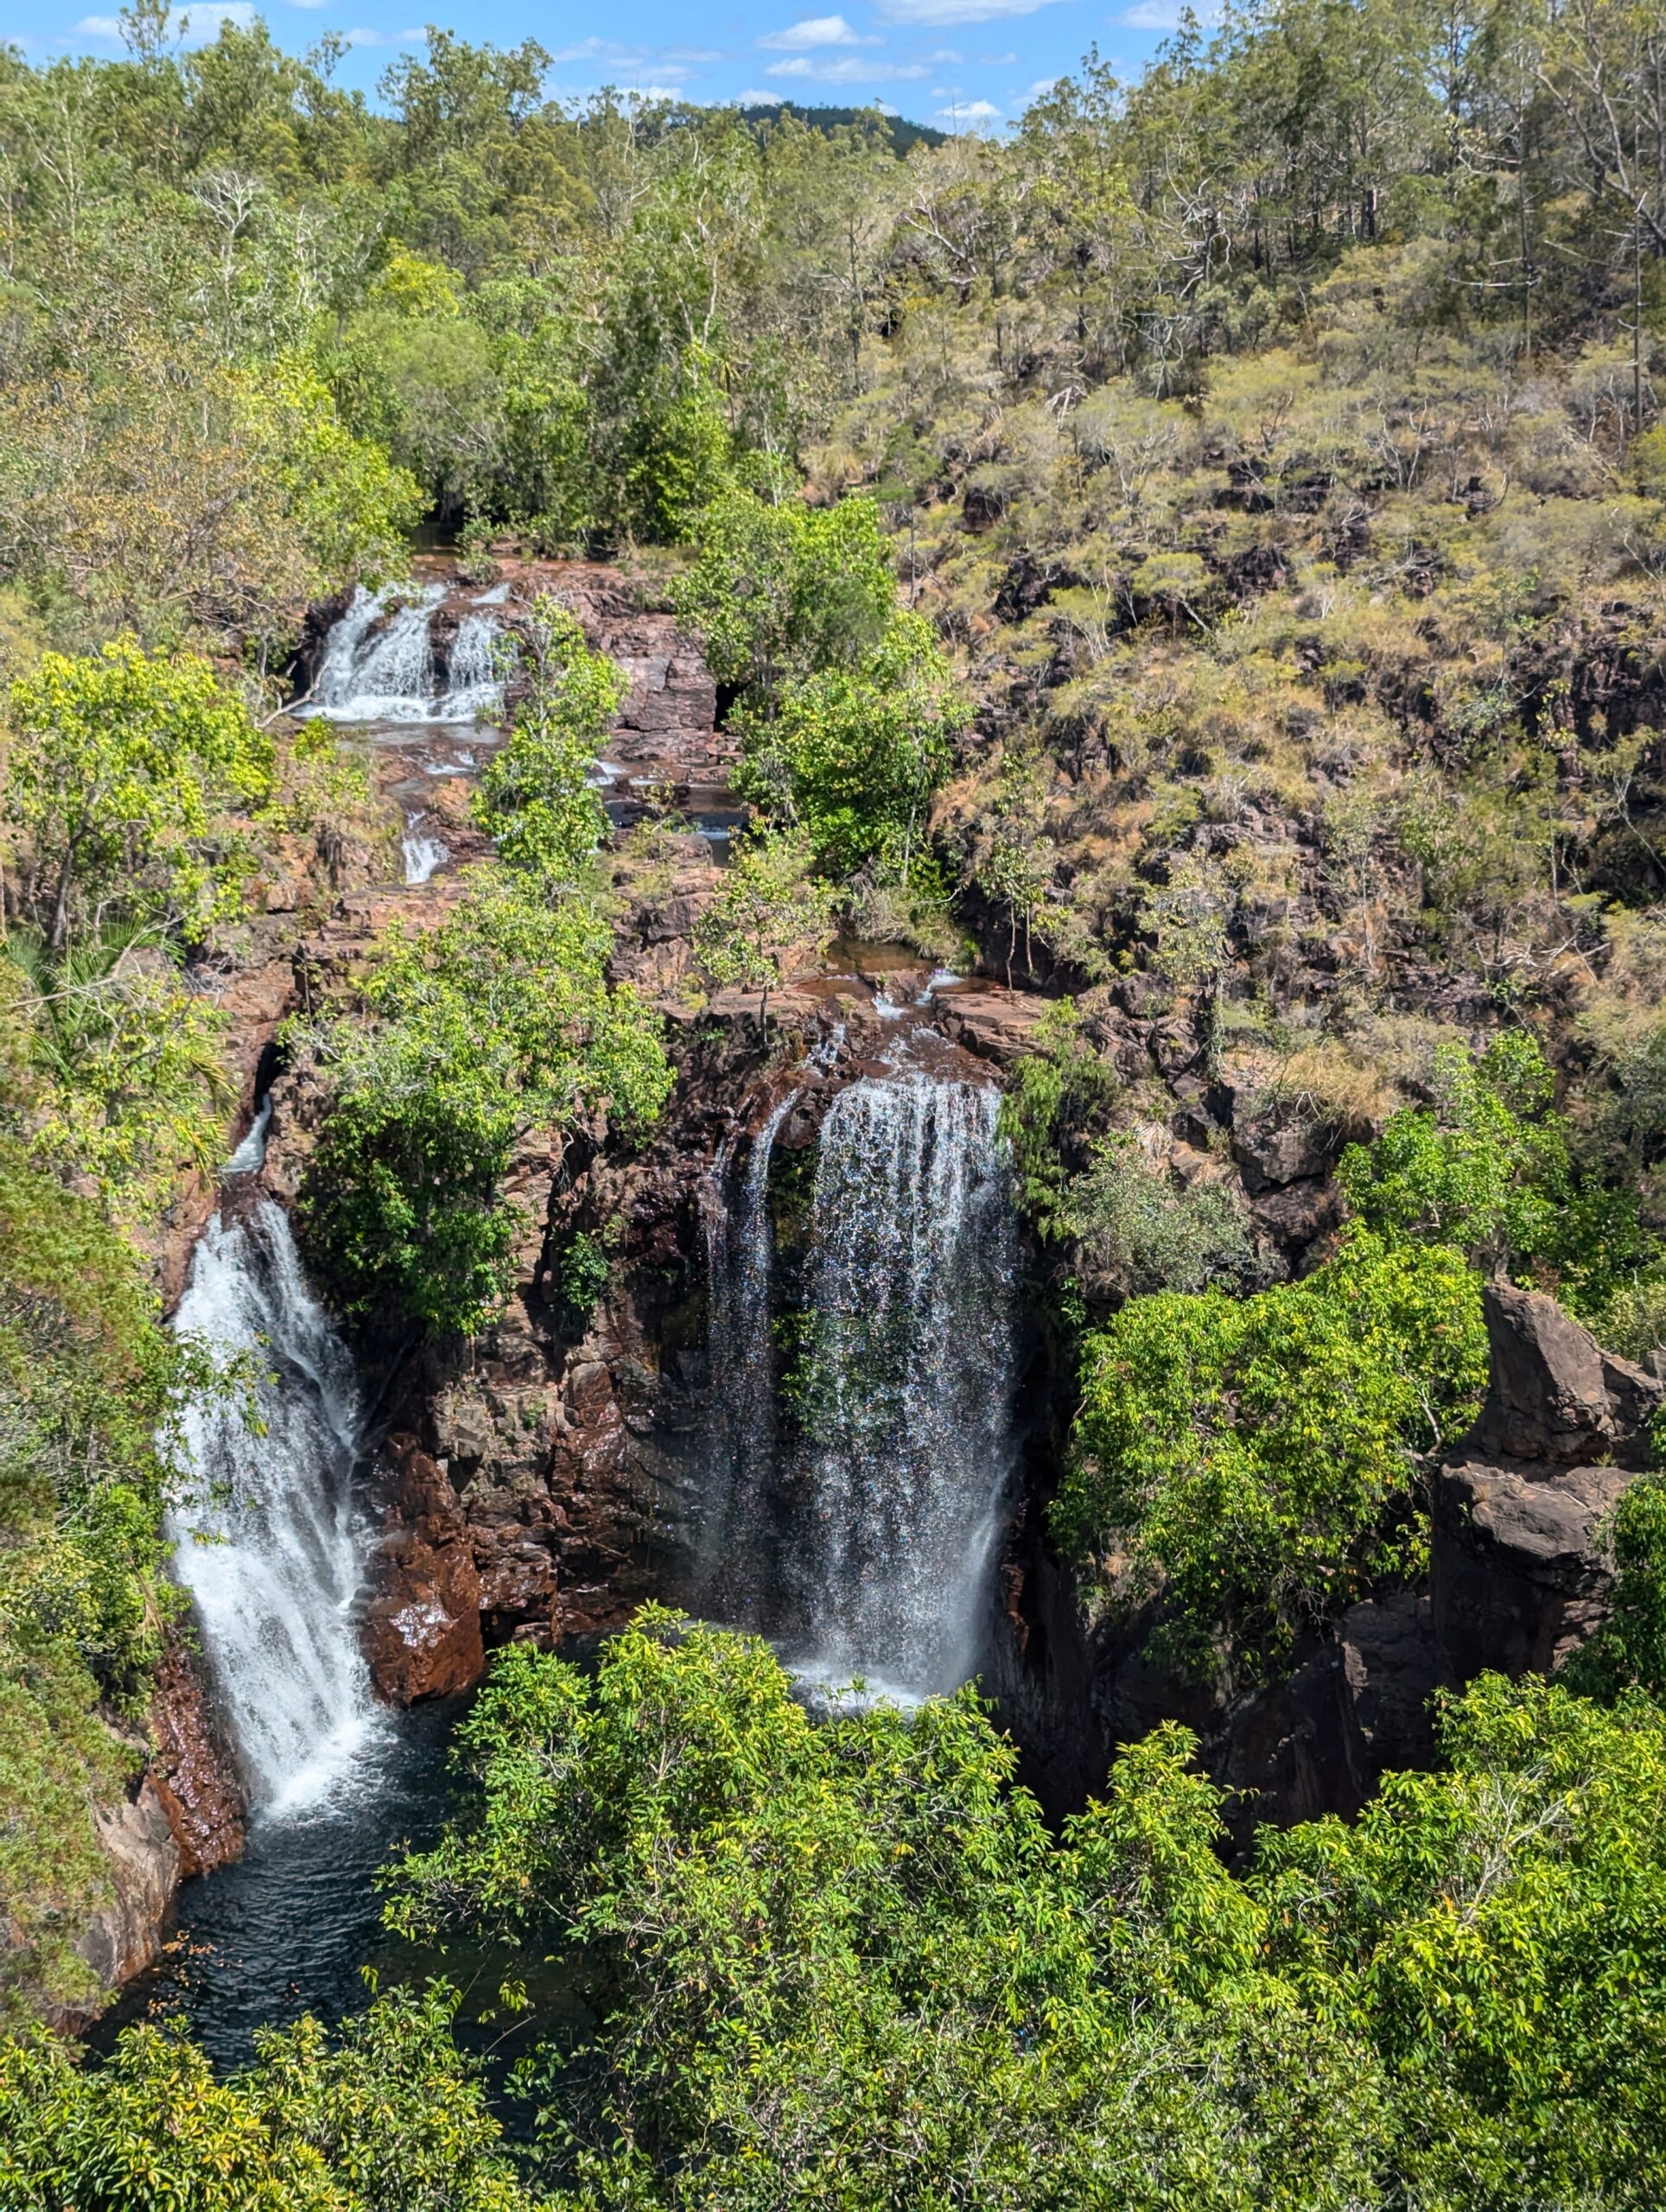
169 1201 377 1815
703 1065 1020 1700
445 612 503 721
302 582 503 724
401 827 449 885
702 1094 798 1586
792 1074 1018 1694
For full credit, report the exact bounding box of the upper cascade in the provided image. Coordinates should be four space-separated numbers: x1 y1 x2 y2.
301 581 505 725
169 1201 377 1815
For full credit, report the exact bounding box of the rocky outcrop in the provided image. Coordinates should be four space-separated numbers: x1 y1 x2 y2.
76 1780 180 2001
518 560 724 773
362 1438 487 1703
149 1633 245 1878
1432 1282 1663 1687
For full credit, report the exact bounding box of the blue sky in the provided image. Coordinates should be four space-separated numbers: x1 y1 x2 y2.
3 0 1198 132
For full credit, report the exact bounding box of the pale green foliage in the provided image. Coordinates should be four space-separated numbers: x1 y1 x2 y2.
1255 1675 1666 2209
1063 1230 1488 1675
997 1002 1123 1240
691 826 833 1015
1060 1132 1255 1299
1339 1033 1652 1306
4 638 274 951
232 354 422 594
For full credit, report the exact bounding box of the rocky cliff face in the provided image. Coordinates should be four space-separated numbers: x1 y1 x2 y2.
1434 1283 1663 1686
995 1278 1662 1836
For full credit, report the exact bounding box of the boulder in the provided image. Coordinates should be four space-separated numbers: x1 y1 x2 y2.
361 1442 486 1704
1229 1100 1334 1194
1432 1282 1665 1688
1434 1458 1633 1680
937 988 1048 1061
149 1633 245 1878
1469 1281 1659 1465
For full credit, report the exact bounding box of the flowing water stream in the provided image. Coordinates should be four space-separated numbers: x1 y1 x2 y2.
302 582 506 726
169 1201 378 1814
703 1052 1021 1701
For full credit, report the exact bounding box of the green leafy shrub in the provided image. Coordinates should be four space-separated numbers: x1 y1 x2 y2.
1060 1132 1256 1299
1565 1475 1666 1704
472 602 620 887
0 1985 533 2210
1338 1033 1655 1307
297 882 670 1338
997 1003 1123 1241
1060 1230 1488 1675
3 639 274 954
690 826 833 1023
1256 1674 1666 2211
734 609 968 880
554 1230 610 1333
672 488 899 702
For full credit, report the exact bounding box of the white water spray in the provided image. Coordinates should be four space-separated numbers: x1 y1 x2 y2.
302 583 503 724
169 1203 378 1814
703 1066 1020 1699
402 830 449 886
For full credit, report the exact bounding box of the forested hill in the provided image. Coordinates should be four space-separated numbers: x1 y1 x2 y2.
4 2 1666 2204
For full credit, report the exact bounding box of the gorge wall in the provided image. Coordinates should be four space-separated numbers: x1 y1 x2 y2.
93 557 1665 2023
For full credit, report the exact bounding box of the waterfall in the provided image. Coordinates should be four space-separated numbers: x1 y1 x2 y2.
445 612 503 721
169 1202 377 1815
402 830 449 886
702 1095 798 1593
302 583 503 725
703 1066 1020 1700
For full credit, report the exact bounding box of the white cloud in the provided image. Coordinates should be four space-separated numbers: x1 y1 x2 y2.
1119 0 1221 23
73 1 256 39
879 0 1065 22
766 51 930 79
175 2 257 38
936 94 1002 124
342 23 423 45
546 37 718 67
287 0 330 10
758 14 881 47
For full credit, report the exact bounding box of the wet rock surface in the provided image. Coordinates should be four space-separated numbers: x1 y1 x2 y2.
149 1634 246 1878
362 1440 486 1704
